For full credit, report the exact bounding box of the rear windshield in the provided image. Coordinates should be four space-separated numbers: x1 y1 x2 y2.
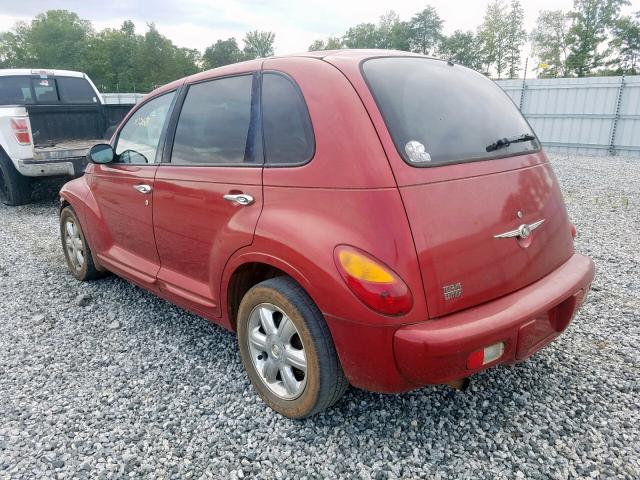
362 57 539 167
0 75 97 105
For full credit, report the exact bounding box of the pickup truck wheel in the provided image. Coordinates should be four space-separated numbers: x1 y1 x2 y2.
0 150 32 206
60 206 103 281
237 276 348 418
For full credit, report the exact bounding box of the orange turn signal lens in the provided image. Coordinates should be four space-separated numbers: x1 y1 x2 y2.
334 245 412 316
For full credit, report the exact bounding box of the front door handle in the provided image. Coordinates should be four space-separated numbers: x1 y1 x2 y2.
134 184 152 194
223 193 254 206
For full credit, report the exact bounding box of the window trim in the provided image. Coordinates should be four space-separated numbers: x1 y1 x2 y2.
163 72 264 168
112 89 179 165
359 56 541 169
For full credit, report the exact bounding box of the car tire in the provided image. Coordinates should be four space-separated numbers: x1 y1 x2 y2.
0 149 32 206
60 206 104 281
237 276 348 418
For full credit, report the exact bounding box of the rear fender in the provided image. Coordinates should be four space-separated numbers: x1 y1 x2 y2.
222 187 429 329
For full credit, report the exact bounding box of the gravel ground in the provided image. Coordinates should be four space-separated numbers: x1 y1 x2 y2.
0 153 638 479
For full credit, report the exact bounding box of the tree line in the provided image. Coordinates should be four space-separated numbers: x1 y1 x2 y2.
310 0 638 78
0 10 276 92
0 2 638 94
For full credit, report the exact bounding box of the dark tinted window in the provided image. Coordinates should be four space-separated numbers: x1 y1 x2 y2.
262 73 314 165
57 76 98 103
115 92 175 164
0 76 34 105
31 78 59 103
362 57 539 166
171 75 254 165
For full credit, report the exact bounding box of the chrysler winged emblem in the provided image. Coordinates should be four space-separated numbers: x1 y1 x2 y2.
494 219 545 239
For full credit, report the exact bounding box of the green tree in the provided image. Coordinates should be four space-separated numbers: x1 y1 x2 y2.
440 30 483 70
133 24 199 91
343 23 383 49
608 12 640 74
243 30 275 59
308 36 343 51
566 0 629 76
0 28 29 67
0 10 92 70
408 6 443 54
530 10 571 78
478 0 514 77
203 38 243 69
84 21 140 91
505 0 526 78
378 11 411 50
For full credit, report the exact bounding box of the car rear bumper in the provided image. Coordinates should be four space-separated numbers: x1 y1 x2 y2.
393 252 595 386
16 157 87 177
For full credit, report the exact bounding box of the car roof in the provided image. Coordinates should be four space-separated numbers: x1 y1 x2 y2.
145 49 426 100
0 68 86 78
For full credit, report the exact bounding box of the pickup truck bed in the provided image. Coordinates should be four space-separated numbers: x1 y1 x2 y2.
0 68 137 205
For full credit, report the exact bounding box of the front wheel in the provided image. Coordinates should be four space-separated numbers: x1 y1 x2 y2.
237 277 348 418
60 206 104 281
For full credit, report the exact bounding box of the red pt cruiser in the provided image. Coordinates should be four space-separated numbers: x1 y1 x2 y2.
59 50 595 418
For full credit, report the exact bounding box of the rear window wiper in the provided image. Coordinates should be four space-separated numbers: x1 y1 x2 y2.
486 133 536 152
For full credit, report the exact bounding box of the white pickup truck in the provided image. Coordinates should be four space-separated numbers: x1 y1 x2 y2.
0 69 136 205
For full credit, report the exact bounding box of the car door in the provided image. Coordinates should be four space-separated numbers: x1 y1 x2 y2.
88 91 176 289
152 73 263 318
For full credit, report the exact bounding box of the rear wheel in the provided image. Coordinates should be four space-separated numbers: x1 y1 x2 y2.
0 150 32 206
237 277 348 418
60 206 103 281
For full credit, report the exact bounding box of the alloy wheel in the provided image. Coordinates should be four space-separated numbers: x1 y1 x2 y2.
64 219 85 270
246 303 307 400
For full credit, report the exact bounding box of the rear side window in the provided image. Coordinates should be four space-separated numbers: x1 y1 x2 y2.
362 57 539 167
171 75 254 166
57 76 98 103
32 78 59 103
262 72 314 165
0 76 34 105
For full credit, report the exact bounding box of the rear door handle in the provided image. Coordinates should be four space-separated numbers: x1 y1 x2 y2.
223 193 254 206
134 184 152 194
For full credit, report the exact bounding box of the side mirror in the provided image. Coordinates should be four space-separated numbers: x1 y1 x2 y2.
88 143 114 164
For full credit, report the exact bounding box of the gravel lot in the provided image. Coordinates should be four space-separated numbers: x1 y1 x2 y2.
0 153 638 479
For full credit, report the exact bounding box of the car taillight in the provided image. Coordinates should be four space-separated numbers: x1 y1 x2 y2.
10 118 31 145
334 245 413 316
570 223 577 238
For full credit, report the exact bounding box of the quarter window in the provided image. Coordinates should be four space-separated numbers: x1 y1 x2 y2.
171 75 254 166
262 73 314 165
115 91 175 164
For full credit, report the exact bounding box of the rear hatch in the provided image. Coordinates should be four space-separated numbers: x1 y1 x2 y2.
359 57 575 318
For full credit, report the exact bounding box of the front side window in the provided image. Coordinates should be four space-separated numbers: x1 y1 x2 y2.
57 77 98 104
115 91 175 164
171 75 254 166
262 72 314 165
0 76 34 105
362 57 539 167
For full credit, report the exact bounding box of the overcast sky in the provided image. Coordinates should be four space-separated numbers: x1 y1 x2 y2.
1 0 639 60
